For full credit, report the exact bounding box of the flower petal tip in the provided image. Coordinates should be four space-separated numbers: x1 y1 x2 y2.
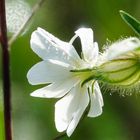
30 92 37 97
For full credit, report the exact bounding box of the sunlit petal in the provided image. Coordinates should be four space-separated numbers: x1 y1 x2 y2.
75 28 98 64
88 82 103 117
30 78 79 98
55 84 89 136
30 28 81 67
27 60 71 85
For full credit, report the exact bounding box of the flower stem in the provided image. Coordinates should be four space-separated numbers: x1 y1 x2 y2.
52 132 67 140
0 0 12 140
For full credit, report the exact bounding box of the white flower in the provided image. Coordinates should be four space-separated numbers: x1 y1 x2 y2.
27 27 103 136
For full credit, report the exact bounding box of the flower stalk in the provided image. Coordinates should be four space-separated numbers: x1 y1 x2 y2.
0 0 12 140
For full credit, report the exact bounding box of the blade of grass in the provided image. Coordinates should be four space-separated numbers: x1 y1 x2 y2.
120 10 140 36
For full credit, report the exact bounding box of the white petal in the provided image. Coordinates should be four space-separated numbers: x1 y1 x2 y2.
90 42 99 66
75 28 98 63
30 27 81 67
55 84 89 136
30 77 79 98
105 37 140 60
93 42 99 58
67 89 89 136
27 60 71 85
88 82 103 117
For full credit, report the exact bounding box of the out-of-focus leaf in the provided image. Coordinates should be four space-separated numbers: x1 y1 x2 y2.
120 10 140 36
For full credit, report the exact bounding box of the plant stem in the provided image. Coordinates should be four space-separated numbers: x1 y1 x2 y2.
52 132 67 140
0 0 12 140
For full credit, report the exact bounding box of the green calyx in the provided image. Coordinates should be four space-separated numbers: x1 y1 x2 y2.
70 49 140 87
98 56 140 86
70 68 100 86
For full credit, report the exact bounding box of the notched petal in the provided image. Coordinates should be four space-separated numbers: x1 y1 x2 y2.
75 28 99 64
88 82 103 117
30 27 81 67
55 85 89 136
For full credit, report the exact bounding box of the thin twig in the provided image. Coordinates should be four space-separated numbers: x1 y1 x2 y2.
0 0 12 140
8 0 46 46
52 132 67 140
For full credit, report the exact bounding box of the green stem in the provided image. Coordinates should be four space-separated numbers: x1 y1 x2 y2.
52 132 67 140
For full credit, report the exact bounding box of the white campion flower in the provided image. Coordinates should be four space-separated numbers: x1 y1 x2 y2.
27 27 103 136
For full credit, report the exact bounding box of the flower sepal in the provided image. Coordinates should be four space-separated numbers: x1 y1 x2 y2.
98 56 140 86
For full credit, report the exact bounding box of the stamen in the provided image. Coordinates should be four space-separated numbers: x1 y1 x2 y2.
69 34 78 44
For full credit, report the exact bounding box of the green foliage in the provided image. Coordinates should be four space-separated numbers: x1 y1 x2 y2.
0 111 4 140
120 10 140 36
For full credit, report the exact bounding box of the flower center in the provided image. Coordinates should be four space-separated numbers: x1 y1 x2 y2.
70 68 98 86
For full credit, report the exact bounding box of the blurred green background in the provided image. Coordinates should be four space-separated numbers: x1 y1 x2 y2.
0 0 140 139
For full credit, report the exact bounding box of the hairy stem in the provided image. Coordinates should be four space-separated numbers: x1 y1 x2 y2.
0 0 12 140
